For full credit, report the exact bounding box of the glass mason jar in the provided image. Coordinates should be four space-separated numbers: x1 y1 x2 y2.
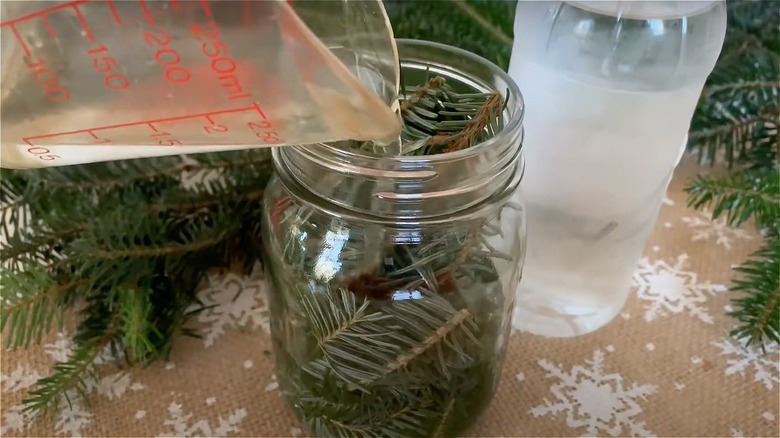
260 39 526 437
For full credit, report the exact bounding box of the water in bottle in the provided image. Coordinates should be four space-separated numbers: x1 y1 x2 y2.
508 0 727 337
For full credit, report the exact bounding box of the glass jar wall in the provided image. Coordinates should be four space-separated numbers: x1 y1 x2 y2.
260 39 526 437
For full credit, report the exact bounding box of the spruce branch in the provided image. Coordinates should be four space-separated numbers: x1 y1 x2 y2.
1 147 275 418
22 341 104 416
22 303 119 416
117 286 162 364
397 76 506 155
1 224 86 266
684 0 780 351
685 168 780 228
0 263 73 350
727 233 780 350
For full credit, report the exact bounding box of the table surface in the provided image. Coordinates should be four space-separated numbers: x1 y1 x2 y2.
2 155 778 438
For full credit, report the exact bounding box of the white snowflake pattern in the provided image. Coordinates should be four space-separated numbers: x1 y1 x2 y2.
189 264 270 348
53 393 94 438
633 254 727 324
530 349 658 437
1 405 35 436
265 374 279 393
662 195 675 206
44 331 75 362
1 333 145 437
1 365 41 393
156 401 247 437
0 365 44 435
681 210 753 249
711 338 780 390
1 389 95 438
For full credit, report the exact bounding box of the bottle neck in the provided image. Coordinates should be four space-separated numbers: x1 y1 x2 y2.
565 0 722 19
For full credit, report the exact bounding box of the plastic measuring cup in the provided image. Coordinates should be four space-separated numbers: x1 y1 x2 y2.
0 0 402 169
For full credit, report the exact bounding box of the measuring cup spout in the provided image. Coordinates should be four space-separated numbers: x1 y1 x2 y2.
0 0 401 168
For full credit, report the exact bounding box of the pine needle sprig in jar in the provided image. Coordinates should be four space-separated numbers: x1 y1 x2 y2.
260 40 526 438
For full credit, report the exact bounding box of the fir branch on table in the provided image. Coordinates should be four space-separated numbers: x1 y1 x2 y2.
1 150 275 416
0 74 507 426
683 0 780 350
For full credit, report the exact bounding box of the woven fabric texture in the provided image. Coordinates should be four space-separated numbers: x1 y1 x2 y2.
2 156 778 438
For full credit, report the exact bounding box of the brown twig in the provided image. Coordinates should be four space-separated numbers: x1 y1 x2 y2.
443 91 503 152
399 76 447 114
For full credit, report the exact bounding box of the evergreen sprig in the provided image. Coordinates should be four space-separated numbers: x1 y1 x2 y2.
1 150 274 416
3 0 778 425
263 76 512 436
683 0 780 350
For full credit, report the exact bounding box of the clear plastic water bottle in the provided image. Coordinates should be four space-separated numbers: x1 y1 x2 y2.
508 0 727 337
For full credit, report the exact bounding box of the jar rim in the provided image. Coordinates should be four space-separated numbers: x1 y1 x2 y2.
273 38 526 219
305 38 525 165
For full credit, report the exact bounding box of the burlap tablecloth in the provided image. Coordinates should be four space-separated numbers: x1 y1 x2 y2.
2 155 778 438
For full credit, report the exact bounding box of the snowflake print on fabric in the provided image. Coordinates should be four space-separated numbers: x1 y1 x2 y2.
156 401 247 437
1 405 35 436
711 338 780 390
190 263 271 348
729 428 745 437
265 374 280 393
1 365 41 393
1 386 93 437
681 210 753 249
530 349 658 437
52 394 94 438
633 254 727 324
0 366 41 437
0 332 145 437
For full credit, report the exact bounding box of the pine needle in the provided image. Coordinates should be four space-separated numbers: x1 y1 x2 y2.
683 0 780 351
1 148 276 417
22 342 106 417
685 168 780 228
727 234 780 350
264 73 511 436
0 263 73 350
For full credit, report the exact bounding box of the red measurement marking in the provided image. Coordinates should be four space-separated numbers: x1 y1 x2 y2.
138 0 155 27
253 102 267 119
171 0 180 9
192 20 252 100
146 123 158 132
242 0 251 27
0 0 91 27
106 0 122 25
9 25 30 57
71 5 95 43
247 102 282 144
199 0 213 18
23 104 262 142
26 57 71 102
87 131 98 139
43 17 57 40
